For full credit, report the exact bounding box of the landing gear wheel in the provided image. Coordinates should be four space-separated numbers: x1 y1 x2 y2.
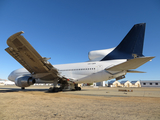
75 87 81 91
78 87 81 90
48 87 59 92
58 87 62 91
21 87 25 90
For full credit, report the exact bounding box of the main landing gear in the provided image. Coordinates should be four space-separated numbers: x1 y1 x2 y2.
48 83 81 92
48 87 62 92
75 84 81 90
75 87 81 90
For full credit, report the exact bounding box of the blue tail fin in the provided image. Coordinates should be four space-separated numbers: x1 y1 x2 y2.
101 23 146 61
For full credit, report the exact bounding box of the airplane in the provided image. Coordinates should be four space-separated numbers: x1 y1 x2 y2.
5 23 154 91
0 80 5 85
0 79 15 85
4 80 15 85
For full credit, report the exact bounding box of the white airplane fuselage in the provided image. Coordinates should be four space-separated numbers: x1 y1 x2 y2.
8 59 127 84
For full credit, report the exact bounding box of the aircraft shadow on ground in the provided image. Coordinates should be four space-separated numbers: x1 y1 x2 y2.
0 88 48 93
0 87 85 93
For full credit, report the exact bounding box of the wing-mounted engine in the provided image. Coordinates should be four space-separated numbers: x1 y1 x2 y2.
15 76 35 87
88 48 115 61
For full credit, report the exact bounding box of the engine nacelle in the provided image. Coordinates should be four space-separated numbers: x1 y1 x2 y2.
15 76 35 87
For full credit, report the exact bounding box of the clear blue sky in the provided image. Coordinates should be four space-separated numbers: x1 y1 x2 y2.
0 0 160 81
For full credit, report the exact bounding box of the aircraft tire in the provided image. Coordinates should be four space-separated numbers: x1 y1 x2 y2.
78 87 81 90
21 87 25 90
48 87 59 92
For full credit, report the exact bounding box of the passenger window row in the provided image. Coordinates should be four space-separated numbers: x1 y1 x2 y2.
58 68 95 71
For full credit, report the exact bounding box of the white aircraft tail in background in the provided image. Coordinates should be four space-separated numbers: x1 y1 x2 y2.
5 23 154 91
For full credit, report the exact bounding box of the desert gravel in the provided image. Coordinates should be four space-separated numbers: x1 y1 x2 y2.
0 86 160 120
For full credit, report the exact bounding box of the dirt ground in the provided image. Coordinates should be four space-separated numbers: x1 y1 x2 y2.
0 86 160 120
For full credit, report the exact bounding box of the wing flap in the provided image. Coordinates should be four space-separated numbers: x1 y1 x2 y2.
5 31 59 80
106 57 155 71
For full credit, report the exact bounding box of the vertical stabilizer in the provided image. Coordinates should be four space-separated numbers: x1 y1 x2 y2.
101 23 146 61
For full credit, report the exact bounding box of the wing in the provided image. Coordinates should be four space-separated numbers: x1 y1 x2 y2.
5 31 59 80
106 57 155 72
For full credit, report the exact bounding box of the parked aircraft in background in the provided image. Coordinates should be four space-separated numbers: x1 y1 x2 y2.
4 80 15 85
0 79 15 85
5 23 154 91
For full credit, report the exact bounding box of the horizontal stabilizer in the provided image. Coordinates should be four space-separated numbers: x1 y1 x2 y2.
127 70 146 73
106 57 155 71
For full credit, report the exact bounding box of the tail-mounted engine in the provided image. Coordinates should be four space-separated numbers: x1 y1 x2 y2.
15 76 35 87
